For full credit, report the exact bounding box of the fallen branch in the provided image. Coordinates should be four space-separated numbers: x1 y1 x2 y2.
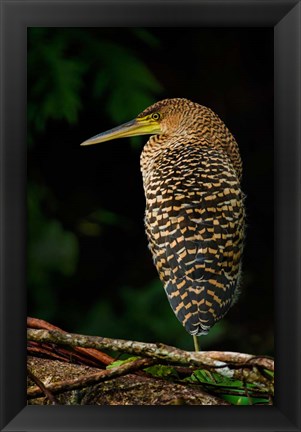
27 328 274 391
27 328 273 369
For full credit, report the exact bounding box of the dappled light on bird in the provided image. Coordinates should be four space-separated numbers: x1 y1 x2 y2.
81 98 245 352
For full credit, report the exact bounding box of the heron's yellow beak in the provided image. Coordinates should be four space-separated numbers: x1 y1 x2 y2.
80 117 162 146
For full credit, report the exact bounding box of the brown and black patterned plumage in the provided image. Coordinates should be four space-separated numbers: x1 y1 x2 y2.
81 98 245 342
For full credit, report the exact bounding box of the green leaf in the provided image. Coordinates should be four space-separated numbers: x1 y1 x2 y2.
183 367 271 405
28 30 87 131
262 369 274 379
221 394 269 405
186 369 242 387
144 365 179 379
106 357 140 369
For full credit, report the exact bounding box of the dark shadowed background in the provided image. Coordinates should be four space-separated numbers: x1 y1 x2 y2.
27 28 273 354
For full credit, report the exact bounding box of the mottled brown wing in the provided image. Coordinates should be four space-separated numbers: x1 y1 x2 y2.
144 146 244 335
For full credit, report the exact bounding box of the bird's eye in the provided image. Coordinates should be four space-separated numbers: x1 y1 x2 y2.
151 112 161 121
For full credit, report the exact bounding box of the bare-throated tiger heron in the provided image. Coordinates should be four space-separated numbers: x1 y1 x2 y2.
81 98 245 351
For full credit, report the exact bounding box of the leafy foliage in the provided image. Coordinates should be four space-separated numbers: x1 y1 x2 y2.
28 28 161 133
92 41 161 123
80 279 192 349
28 29 87 132
184 368 272 405
27 27 163 332
28 184 79 320
141 365 272 405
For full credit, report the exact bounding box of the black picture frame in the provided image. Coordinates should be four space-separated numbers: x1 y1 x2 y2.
0 0 300 431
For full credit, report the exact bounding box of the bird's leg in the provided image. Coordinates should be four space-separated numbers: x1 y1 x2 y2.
193 335 200 352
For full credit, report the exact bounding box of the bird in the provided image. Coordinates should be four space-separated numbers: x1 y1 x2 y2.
81 98 245 351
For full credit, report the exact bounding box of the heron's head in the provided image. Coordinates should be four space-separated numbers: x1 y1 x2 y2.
80 98 201 147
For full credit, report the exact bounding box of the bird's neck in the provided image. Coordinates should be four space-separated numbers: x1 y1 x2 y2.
140 126 242 185
140 134 169 183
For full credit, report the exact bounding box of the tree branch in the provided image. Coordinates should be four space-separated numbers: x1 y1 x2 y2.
27 328 274 391
27 328 273 368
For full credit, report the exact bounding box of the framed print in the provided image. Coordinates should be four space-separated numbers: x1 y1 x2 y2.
0 0 300 431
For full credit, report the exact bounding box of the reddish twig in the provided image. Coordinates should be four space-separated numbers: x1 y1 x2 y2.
27 317 114 366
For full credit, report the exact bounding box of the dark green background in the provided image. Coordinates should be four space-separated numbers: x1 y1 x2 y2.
27 28 273 354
